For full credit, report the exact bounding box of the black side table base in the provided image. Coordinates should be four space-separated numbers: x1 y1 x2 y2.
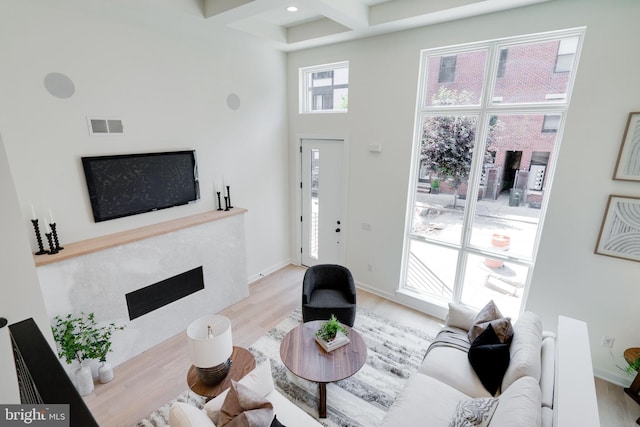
624 386 640 425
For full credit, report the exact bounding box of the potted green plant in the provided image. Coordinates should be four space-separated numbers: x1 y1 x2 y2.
430 178 440 194
315 314 349 352
51 312 125 393
627 357 640 374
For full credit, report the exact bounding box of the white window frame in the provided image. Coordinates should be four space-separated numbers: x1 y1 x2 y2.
400 28 585 318
299 61 349 114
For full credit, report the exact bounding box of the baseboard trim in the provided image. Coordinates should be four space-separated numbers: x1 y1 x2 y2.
355 281 447 321
248 259 297 284
594 367 633 387
354 280 396 301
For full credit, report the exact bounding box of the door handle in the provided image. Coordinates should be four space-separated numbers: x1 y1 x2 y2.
335 228 341 232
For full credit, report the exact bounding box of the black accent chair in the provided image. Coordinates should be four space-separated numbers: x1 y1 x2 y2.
302 264 356 327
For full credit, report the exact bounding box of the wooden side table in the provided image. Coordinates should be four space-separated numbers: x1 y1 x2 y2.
187 346 256 401
624 347 640 425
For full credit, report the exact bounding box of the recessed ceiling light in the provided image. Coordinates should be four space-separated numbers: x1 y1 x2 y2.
286 6 298 12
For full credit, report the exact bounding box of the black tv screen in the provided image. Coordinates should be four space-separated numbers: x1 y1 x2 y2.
82 150 199 222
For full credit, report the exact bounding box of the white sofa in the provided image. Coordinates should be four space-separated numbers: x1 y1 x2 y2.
171 307 600 427
381 305 600 427
169 360 322 427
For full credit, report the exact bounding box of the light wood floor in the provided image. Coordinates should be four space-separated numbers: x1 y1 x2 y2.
83 264 639 426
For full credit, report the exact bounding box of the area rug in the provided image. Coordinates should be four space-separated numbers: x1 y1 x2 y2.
137 307 434 427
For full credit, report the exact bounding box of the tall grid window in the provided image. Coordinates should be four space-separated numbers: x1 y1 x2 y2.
402 29 584 319
300 62 349 113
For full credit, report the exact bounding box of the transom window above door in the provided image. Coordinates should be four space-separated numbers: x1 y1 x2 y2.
299 61 349 114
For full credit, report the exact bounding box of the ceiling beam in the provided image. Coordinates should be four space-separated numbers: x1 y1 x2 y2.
204 0 289 21
308 0 369 31
204 0 252 18
369 0 483 26
287 17 350 44
203 0 554 52
227 16 287 43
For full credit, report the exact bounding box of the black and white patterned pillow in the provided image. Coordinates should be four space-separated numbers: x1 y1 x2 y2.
448 397 499 427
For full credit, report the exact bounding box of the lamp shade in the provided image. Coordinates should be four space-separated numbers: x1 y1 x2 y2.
187 315 232 368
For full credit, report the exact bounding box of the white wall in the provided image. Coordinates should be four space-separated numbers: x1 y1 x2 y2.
0 1 290 280
287 0 640 385
0 133 52 402
0 0 290 399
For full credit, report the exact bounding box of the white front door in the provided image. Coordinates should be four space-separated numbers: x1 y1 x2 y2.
301 139 346 267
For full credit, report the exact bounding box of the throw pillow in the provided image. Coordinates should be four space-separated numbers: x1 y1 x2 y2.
206 361 275 423
468 324 510 396
446 302 479 331
500 311 543 391
169 402 215 427
468 300 514 344
270 415 286 427
448 397 499 427
218 380 274 427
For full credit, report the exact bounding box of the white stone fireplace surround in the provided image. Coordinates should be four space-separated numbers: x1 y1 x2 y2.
35 209 249 371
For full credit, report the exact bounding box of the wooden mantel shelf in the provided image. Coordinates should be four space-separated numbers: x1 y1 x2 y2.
34 208 247 267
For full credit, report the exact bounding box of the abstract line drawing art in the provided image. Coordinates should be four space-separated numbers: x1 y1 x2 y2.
614 112 640 181
595 195 640 262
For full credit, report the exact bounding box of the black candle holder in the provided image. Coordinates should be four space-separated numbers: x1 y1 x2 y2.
50 223 64 251
224 196 230 211
45 232 58 255
216 192 224 211
226 185 233 209
31 219 48 255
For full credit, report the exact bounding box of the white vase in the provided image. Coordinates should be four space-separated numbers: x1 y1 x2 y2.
98 362 114 384
74 365 94 396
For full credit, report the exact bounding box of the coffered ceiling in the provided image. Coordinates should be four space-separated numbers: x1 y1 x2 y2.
203 0 552 51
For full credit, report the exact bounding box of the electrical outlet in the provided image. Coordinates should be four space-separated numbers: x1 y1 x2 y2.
601 336 615 348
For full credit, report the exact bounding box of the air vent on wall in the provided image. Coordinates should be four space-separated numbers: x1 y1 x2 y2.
87 117 124 136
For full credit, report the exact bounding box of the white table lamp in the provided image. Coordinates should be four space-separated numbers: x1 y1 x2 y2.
187 315 233 385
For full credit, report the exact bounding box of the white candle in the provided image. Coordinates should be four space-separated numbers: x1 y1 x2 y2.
43 219 51 234
48 208 54 224
30 205 37 220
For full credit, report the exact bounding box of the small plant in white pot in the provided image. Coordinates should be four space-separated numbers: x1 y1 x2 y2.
93 329 121 384
315 314 350 352
51 312 125 394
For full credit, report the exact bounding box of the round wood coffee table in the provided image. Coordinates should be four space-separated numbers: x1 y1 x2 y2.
280 320 367 418
187 346 256 401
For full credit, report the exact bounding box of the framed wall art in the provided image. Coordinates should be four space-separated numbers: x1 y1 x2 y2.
595 195 640 262
613 112 640 181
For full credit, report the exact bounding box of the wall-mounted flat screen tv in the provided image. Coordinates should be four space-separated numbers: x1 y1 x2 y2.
82 150 199 222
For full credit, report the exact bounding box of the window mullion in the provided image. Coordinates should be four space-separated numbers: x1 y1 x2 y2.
453 43 496 303
452 252 466 303
460 112 490 248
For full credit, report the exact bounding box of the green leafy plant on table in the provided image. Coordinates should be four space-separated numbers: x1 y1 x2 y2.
51 312 125 364
315 314 348 342
628 357 640 374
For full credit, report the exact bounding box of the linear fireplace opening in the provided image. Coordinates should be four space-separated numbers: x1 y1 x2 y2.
126 266 204 320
